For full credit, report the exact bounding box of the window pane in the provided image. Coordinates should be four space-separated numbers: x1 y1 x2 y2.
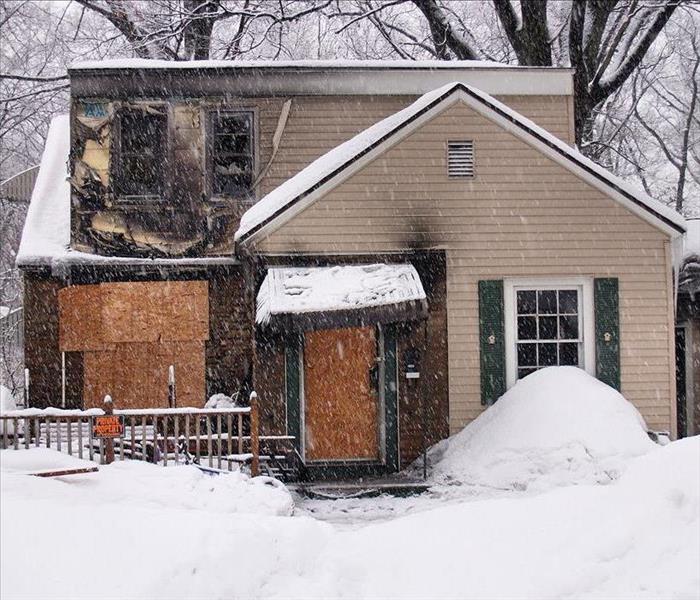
121 113 164 154
513 285 585 382
517 316 537 340
120 156 161 196
517 343 536 367
558 290 578 314
214 134 251 155
538 343 557 366
216 113 251 135
517 290 536 314
559 343 579 366
537 290 557 314
538 316 557 339
518 368 537 380
212 112 253 196
118 111 165 197
559 315 579 340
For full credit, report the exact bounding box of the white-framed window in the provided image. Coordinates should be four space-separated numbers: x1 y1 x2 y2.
504 277 595 388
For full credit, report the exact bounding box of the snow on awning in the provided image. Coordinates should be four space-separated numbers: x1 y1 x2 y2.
256 264 427 330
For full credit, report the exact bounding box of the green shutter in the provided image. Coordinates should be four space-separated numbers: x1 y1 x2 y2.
383 325 399 471
285 335 302 452
479 280 506 405
594 278 620 390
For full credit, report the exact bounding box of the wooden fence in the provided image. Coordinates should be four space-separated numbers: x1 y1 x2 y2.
0 395 292 477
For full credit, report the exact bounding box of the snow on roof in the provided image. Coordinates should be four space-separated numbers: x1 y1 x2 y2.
16 115 237 268
16 115 71 266
256 263 425 325
236 81 686 242
70 59 534 71
683 219 700 259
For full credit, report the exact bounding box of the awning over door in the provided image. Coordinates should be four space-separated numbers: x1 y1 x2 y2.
256 263 427 330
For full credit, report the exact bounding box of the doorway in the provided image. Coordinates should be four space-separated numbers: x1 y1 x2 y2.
303 326 380 461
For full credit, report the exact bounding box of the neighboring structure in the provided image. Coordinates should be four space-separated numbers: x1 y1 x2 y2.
17 61 686 478
0 166 40 205
677 218 700 438
1 165 38 397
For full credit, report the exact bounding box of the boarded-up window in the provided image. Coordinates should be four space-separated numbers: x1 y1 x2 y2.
447 140 474 178
210 111 254 197
114 109 167 199
58 281 209 409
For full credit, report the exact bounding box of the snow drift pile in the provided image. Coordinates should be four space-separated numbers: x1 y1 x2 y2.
0 451 294 517
426 367 656 492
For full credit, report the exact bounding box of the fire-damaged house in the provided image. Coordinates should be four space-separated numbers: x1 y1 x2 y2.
17 60 687 478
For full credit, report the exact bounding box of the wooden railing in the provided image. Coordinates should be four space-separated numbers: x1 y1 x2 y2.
0 395 285 476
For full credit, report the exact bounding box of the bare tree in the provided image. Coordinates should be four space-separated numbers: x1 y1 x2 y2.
633 27 699 213
72 0 334 60
329 0 685 146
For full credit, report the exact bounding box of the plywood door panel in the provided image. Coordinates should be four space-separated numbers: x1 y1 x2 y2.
304 326 379 461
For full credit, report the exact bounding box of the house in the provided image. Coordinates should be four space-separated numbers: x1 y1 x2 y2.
17 60 686 478
677 218 700 438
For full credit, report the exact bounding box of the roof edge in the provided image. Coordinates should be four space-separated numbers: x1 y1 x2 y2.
237 82 684 245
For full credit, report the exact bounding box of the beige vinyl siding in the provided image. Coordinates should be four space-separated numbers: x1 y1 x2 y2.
255 101 675 434
256 95 572 196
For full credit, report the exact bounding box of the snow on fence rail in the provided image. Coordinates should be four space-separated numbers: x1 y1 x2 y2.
0 395 279 476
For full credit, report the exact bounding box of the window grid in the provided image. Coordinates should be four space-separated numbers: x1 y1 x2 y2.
211 111 254 198
116 110 167 199
515 288 582 380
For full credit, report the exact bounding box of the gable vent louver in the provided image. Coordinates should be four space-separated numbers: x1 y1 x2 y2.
448 141 475 178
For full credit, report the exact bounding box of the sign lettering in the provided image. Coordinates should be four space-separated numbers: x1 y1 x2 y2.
93 415 124 439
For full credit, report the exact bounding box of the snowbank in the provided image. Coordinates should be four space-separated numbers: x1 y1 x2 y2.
426 367 656 492
2 439 697 599
0 447 95 475
291 437 699 600
0 451 293 517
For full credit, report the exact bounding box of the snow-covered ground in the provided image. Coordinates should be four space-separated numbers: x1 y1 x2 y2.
1 368 699 599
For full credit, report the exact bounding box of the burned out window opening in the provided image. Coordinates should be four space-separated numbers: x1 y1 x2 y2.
113 108 167 201
209 110 255 200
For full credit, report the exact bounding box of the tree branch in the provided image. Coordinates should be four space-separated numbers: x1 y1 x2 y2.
410 0 479 60
593 0 681 102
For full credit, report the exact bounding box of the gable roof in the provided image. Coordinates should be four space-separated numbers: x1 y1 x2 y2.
235 82 685 244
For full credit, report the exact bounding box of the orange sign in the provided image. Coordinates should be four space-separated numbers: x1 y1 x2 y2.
93 415 124 439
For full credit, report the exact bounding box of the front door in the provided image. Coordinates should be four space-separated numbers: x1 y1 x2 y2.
303 326 379 461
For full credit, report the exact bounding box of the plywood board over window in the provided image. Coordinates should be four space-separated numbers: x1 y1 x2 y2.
58 281 209 409
58 284 106 351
